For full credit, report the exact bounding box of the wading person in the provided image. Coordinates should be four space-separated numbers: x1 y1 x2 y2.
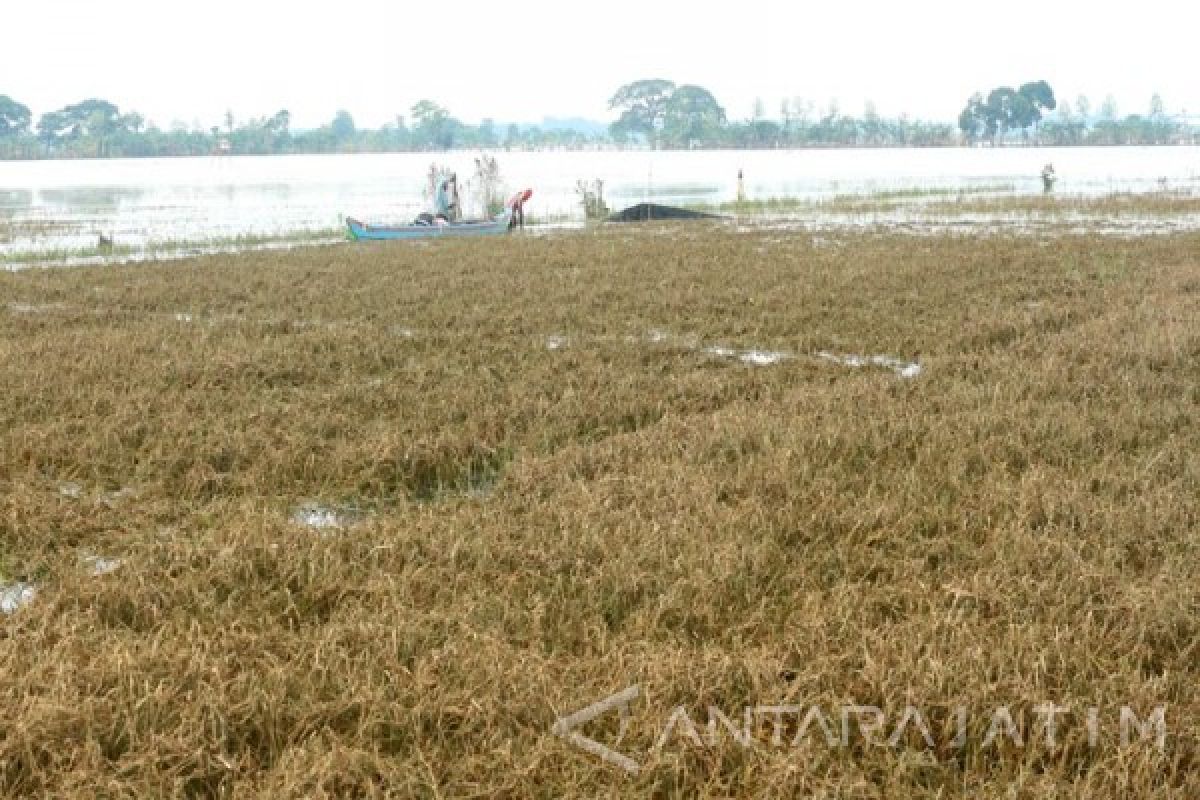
435 173 459 221
1041 163 1057 193
507 188 532 231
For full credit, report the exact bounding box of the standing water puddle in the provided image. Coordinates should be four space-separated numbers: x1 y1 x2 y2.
291 503 364 532
8 302 66 314
818 351 922 378
83 554 123 576
703 345 791 366
739 350 791 366
0 583 37 615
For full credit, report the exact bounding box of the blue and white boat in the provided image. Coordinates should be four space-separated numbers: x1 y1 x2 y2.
345 211 512 241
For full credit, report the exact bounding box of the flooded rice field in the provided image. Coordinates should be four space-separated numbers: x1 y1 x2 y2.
2 224 1198 796
3 146 1200 266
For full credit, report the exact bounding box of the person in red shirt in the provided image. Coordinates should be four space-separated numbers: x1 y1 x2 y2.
507 188 533 231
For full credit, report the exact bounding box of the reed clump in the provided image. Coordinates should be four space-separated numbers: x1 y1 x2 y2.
1 218 1198 797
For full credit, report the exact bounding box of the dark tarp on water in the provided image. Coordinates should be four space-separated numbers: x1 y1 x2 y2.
606 203 725 222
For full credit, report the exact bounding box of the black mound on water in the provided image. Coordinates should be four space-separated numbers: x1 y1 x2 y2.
607 203 725 223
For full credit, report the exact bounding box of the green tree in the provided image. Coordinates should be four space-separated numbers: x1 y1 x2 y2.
504 123 521 149
477 118 498 148
1092 94 1121 144
861 101 884 145
1099 95 1119 120
959 82 1056 143
109 111 147 156
35 98 122 154
1075 95 1091 121
1149 93 1165 118
608 79 675 146
262 110 291 152
0 95 32 138
984 88 1020 140
119 111 145 134
1146 94 1173 144
749 98 782 147
781 96 813 144
331 110 356 143
37 98 120 140
662 85 725 147
1015 80 1056 134
411 100 459 149
811 99 844 144
266 109 291 136
375 115 409 151
1040 99 1085 145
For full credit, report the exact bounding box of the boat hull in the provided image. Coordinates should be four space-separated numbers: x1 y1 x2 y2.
346 214 510 241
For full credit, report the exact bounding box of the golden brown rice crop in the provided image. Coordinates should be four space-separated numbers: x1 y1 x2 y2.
1 222 1198 797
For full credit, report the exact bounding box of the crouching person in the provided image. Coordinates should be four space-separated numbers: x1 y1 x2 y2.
507 188 533 231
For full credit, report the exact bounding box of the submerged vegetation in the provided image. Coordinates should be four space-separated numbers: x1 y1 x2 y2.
8 188 1200 269
0 227 344 269
923 190 1200 216
1 219 1198 796
686 184 1018 214
679 185 1200 219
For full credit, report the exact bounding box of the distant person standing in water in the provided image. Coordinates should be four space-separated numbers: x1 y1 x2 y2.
434 173 459 221
1041 163 1057 193
737 168 746 203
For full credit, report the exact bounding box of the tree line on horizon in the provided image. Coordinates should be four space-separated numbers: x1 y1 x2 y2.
955 82 1186 146
0 80 1195 160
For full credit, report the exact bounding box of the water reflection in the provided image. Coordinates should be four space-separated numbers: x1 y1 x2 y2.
0 190 33 210
38 186 146 211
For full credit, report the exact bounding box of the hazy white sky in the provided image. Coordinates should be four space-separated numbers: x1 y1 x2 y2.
3 0 1197 130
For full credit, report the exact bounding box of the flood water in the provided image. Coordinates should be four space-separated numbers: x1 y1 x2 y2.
2 146 1200 259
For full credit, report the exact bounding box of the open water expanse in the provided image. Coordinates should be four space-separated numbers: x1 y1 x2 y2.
3 146 1200 261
